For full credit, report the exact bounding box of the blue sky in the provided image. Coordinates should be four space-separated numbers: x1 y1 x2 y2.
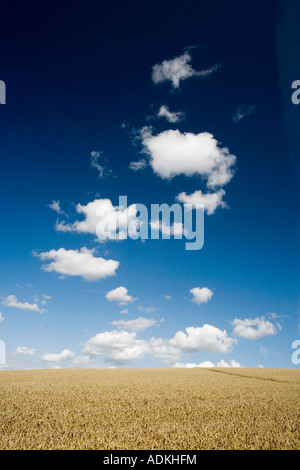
0 0 299 370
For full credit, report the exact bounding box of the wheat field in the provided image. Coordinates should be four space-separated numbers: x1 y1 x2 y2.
0 368 299 450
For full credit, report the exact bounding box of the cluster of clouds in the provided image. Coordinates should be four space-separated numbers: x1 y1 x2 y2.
82 323 236 366
127 48 241 216
13 312 280 368
0 49 267 372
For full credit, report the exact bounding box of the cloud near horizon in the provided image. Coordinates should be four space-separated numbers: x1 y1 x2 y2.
82 323 236 366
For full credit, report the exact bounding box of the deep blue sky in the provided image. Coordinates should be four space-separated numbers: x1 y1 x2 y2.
0 0 299 369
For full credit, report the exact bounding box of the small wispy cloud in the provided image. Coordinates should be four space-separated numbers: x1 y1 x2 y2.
156 105 185 123
90 151 113 178
138 306 158 314
232 106 255 123
110 316 157 332
48 200 67 216
152 50 221 89
163 295 171 300
129 159 147 172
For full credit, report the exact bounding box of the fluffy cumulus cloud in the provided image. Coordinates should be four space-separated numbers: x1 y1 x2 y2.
152 51 221 89
34 247 119 281
82 322 237 366
140 127 236 188
176 189 227 215
2 295 45 313
70 355 98 368
232 317 279 340
83 330 148 365
149 338 181 364
105 286 137 305
41 349 76 363
169 325 236 354
14 346 36 356
157 105 184 123
55 198 138 241
190 287 213 305
110 316 156 332
0 313 3 323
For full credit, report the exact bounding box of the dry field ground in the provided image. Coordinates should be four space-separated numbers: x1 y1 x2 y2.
0 368 299 450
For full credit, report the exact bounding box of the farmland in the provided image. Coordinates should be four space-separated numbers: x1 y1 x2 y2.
0 368 299 450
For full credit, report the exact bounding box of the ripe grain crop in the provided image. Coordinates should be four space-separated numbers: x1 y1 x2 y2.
0 368 299 450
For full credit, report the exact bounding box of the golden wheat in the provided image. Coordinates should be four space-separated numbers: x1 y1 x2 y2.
0 368 299 450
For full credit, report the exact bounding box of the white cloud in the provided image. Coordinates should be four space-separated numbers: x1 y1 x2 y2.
41 349 76 363
90 151 113 178
150 220 186 237
152 51 221 89
190 287 213 305
173 359 241 368
2 295 45 313
129 159 147 172
231 317 279 340
163 295 171 300
149 338 181 364
82 322 238 367
233 106 255 123
173 361 215 368
55 198 138 240
15 346 36 356
110 317 156 332
176 189 227 215
70 355 98 368
157 105 184 123
34 247 119 281
120 309 128 314
140 127 236 188
169 325 236 354
0 313 3 323
83 330 148 365
138 306 158 314
105 286 137 305
47 200 66 216
42 294 52 300
216 359 241 368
